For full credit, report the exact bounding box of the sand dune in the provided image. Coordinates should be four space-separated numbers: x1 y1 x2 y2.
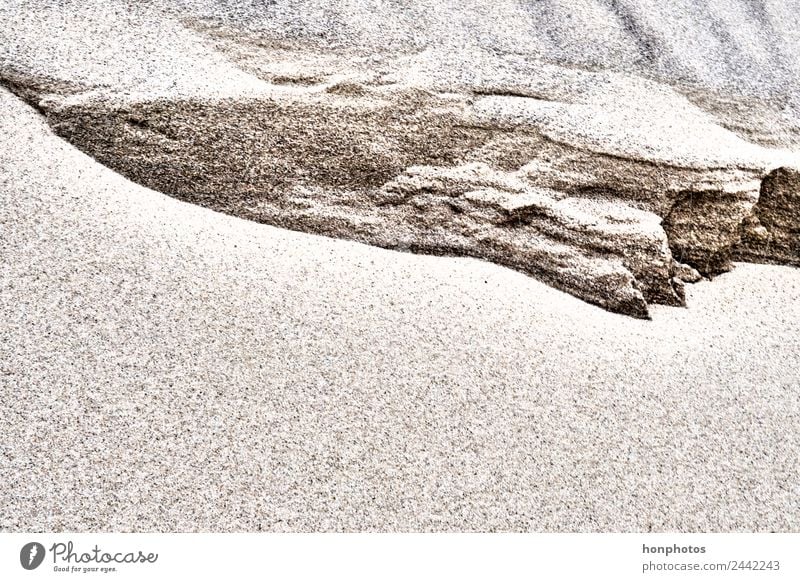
2 87 799 531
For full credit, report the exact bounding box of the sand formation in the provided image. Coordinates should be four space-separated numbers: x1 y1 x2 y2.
2 0 799 317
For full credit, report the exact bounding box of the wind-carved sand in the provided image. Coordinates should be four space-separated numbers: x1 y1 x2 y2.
2 0 800 533
2 1 799 317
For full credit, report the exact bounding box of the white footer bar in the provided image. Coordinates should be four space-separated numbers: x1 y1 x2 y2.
1 533 796 581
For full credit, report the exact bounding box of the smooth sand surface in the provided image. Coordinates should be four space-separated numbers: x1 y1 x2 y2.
2 88 799 531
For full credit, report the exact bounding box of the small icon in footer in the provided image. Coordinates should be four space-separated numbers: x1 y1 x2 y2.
20 542 46 570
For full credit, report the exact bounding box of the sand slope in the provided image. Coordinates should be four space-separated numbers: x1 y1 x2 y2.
2 88 799 531
172 0 800 105
3 1 799 318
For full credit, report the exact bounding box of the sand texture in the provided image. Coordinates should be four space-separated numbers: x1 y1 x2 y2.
1 1 799 531
3 0 800 316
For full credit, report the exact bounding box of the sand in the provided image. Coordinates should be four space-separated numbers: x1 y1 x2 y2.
2 87 799 532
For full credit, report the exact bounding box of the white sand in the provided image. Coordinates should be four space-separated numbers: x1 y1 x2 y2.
168 0 800 106
0 0 270 99
2 88 799 532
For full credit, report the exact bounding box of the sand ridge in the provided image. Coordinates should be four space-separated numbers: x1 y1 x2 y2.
2 88 799 531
